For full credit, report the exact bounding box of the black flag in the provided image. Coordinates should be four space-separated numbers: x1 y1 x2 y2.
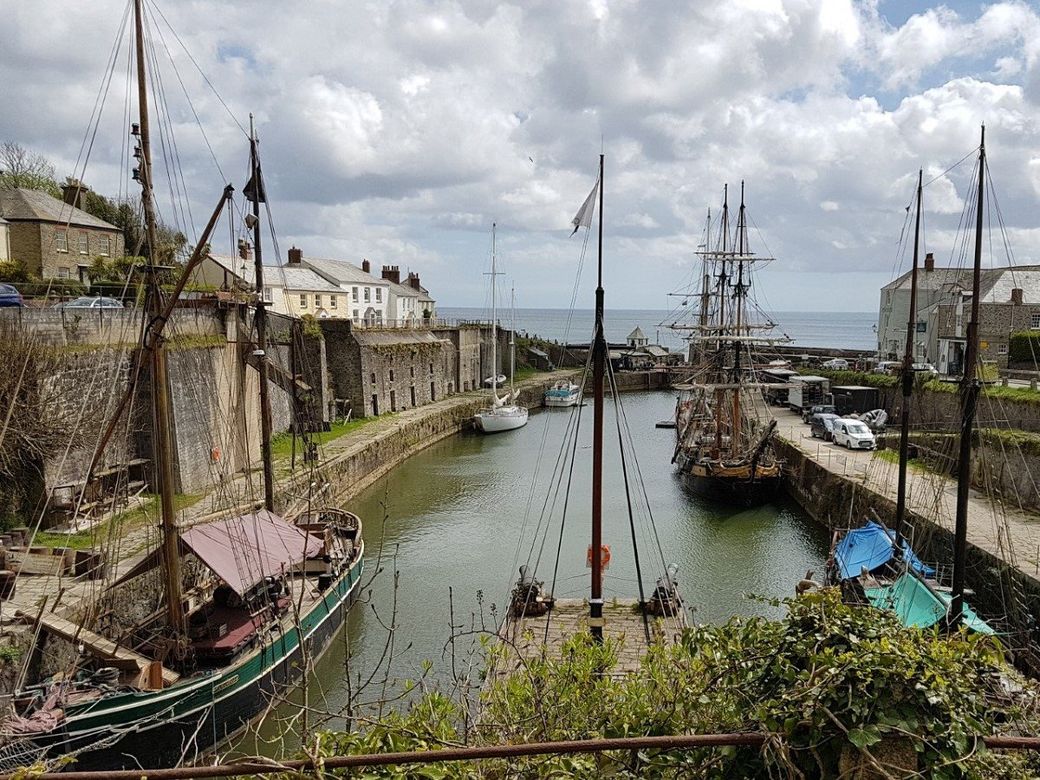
243 166 266 204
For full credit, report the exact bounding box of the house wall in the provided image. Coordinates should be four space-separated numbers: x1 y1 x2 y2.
937 300 1040 368
0 222 10 261
6 221 124 280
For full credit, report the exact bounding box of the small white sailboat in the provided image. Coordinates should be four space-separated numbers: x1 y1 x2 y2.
543 380 581 407
475 225 528 434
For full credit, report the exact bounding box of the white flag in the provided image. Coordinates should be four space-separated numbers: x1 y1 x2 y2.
570 179 599 236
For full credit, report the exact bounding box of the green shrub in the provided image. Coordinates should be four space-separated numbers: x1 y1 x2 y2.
1009 332 1040 364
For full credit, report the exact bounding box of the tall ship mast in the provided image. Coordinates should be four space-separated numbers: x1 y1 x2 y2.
671 183 782 506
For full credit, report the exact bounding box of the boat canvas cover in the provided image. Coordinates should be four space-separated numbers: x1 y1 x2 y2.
864 573 994 634
115 510 322 596
183 510 322 596
834 521 934 581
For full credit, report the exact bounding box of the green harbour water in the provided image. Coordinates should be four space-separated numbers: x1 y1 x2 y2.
240 390 828 752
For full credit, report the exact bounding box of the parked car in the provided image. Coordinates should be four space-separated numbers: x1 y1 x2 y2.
809 412 839 441
911 362 938 376
0 283 24 307
832 419 876 450
874 361 901 375
802 403 836 423
821 358 849 370
54 296 125 309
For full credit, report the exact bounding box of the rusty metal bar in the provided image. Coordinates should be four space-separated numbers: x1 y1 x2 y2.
10 732 1040 780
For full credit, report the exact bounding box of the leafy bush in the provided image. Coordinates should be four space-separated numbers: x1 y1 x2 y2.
308 590 1040 778
1009 332 1040 365
802 368 899 388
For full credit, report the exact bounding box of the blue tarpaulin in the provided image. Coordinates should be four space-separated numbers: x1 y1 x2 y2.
834 521 935 581
865 573 994 634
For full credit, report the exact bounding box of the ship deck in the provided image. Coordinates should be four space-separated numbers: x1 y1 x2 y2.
494 598 686 679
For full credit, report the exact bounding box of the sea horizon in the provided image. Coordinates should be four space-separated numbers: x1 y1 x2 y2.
437 307 879 352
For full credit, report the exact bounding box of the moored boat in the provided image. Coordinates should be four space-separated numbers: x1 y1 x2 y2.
543 380 581 407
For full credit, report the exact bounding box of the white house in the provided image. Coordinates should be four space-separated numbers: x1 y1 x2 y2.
287 248 390 325
0 217 10 261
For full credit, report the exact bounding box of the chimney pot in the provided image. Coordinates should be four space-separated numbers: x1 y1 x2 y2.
924 252 935 272
381 265 401 284
362 259 371 274
1011 287 1024 305
407 272 421 291
288 246 302 264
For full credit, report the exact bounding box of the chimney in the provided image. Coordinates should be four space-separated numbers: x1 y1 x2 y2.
237 238 253 261
381 264 400 284
1011 287 1024 305
362 258 371 274
61 179 88 210
407 272 421 291
924 252 935 272
288 246 302 265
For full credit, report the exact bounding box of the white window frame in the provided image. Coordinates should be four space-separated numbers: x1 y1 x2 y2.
353 309 359 321
57 267 70 279
352 286 358 302
55 230 68 253
375 287 382 303
330 294 337 309
364 287 371 302
314 294 322 308
263 287 273 302
998 343 1009 355
1031 313 1040 330
100 235 111 257
78 231 89 254
299 293 307 309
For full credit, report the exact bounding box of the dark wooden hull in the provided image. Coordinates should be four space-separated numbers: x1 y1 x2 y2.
680 470 781 507
18 555 364 772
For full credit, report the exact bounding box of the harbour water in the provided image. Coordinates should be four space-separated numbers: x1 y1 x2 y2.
438 307 878 351
238 391 827 753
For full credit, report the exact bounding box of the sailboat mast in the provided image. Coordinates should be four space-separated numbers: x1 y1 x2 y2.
490 223 498 395
134 0 185 637
894 169 923 550
697 208 711 363
731 182 746 456
950 126 986 626
509 286 516 394
249 116 275 512
590 153 605 643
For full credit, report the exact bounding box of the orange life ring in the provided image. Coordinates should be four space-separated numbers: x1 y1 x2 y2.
586 544 612 569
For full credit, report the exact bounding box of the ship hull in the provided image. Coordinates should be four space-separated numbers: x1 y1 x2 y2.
680 469 781 507
23 553 365 771
475 406 529 433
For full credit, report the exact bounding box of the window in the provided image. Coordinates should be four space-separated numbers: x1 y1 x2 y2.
100 236 111 256
315 294 322 308
353 309 359 321
352 287 358 302
55 230 68 252
1032 314 1040 330
389 369 395 382
78 232 88 254
429 362 434 374
998 343 1009 355
299 294 307 308
410 366 415 378
263 287 273 302
375 287 382 303
389 390 396 412
364 287 371 302
370 372 376 384
330 295 337 309
57 267 70 279
410 386 416 407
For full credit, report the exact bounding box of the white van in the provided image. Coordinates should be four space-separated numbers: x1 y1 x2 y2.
832 419 876 450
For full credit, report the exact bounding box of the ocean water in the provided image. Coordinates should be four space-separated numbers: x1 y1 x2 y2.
437 307 879 351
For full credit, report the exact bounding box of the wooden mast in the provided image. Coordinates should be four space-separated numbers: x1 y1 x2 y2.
713 187 729 455
134 0 184 638
731 182 746 456
893 169 923 550
590 153 605 643
490 223 498 400
950 126 986 626
248 116 275 512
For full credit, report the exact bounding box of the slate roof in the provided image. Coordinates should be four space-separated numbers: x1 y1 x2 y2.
352 329 448 348
627 326 646 340
882 264 1040 297
271 266 342 293
0 188 119 230
302 256 388 287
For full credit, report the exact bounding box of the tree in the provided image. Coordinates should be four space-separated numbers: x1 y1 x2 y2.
0 141 60 197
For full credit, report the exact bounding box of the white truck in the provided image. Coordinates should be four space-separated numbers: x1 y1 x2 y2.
787 375 830 412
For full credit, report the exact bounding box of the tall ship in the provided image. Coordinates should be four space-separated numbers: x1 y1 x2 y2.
670 184 783 506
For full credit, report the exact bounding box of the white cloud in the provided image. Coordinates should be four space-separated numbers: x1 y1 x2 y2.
1 0 1040 313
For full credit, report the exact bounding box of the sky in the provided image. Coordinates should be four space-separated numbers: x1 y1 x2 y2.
2 0 1040 313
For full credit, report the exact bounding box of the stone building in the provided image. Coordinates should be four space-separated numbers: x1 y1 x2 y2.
878 255 1040 363
0 185 124 281
322 320 453 417
936 270 1040 373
